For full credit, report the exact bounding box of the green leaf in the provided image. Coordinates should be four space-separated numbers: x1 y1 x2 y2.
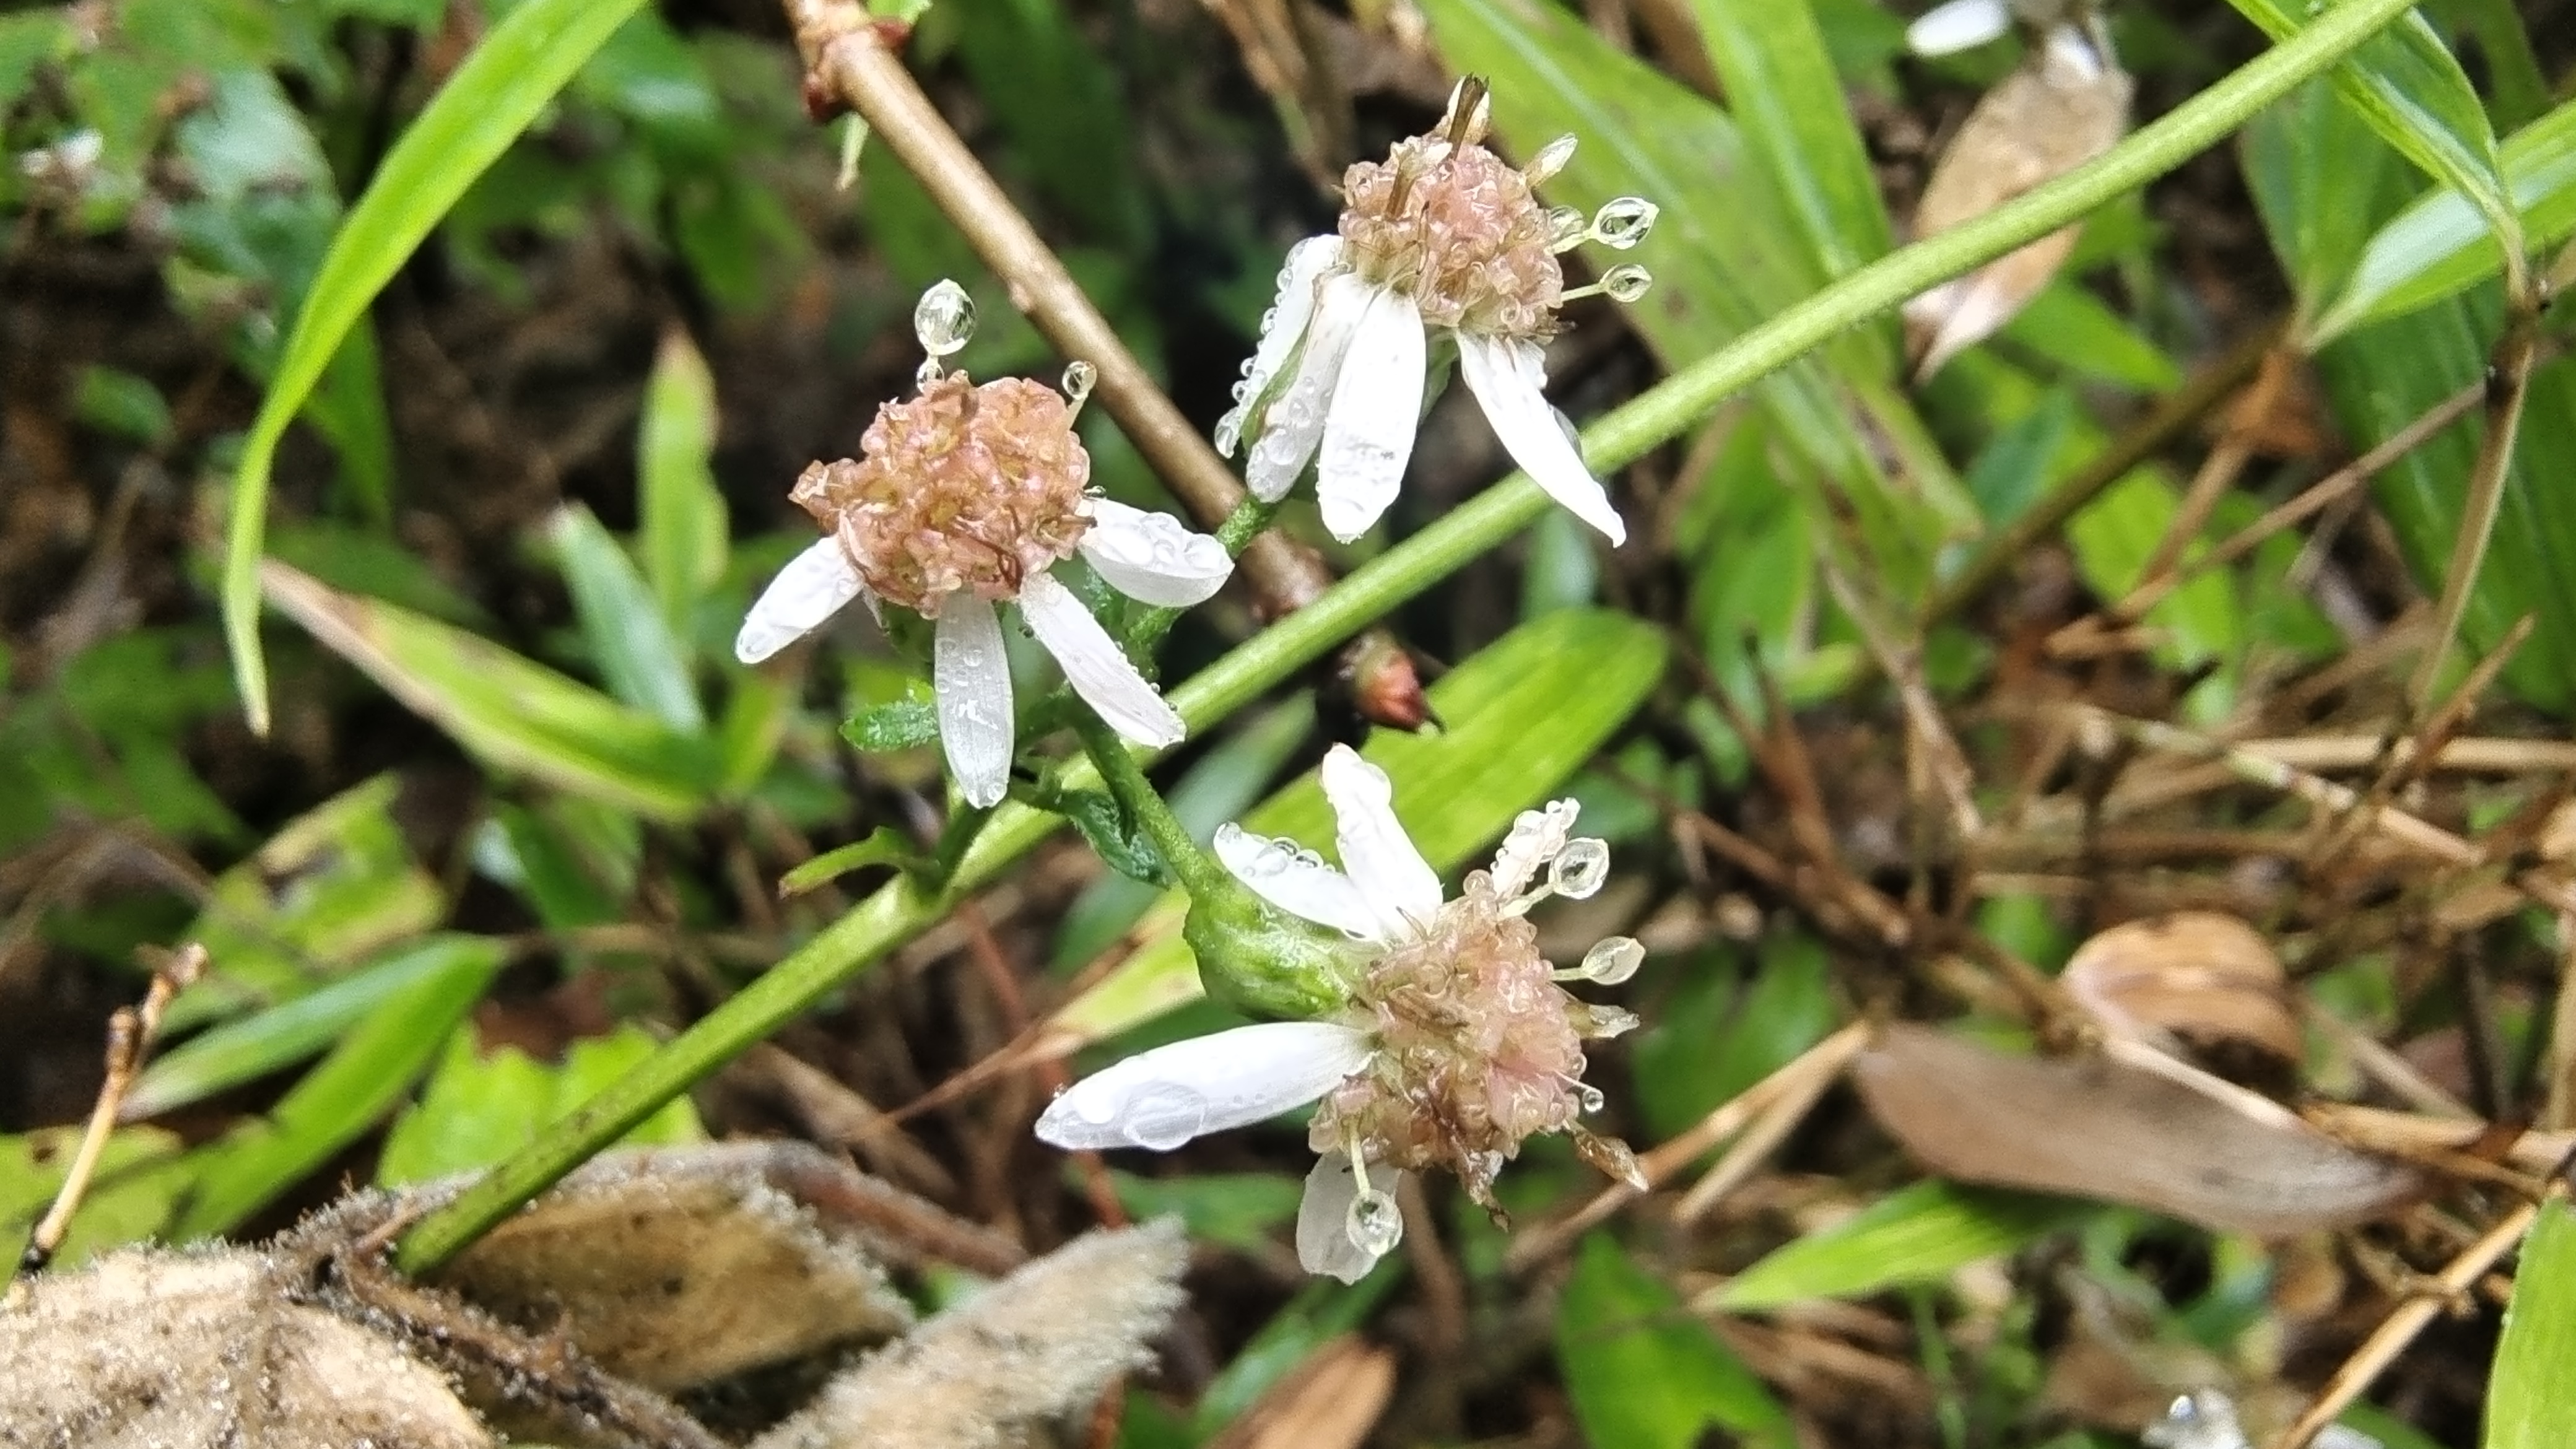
638 328 728 635
170 937 505 1238
1050 788 1171 888
1689 0 1894 279
778 827 929 897
1193 1272 1403 1437
1050 607 1668 1046
1108 1170 1302 1254
173 773 446 1032
128 937 497 1121
377 1023 702 1187
1715 1180 2087 1311
1993 281 2183 392
1557 1235 1794 1449
72 365 174 446
843 697 941 754
2313 96 2576 344
2244 75 2403 324
550 503 706 732
1631 934 1837 1142
263 560 723 819
2224 0 2517 270
223 0 653 734
2487 1196 2576 1447
0 12 72 113
1 1126 189 1269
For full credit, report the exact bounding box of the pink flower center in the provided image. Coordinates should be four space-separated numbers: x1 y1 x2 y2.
1338 140 1564 339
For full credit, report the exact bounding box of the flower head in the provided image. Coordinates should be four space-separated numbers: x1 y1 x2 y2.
737 281 1235 807
1035 745 1643 1282
1216 79 1653 547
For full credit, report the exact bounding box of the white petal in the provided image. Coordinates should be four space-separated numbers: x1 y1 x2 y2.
1906 0 2011 55
1489 798 1580 899
1079 498 1234 607
1247 272 1375 503
1295 1151 1404 1284
1216 235 1346 458
1213 822 1383 941
933 591 1014 808
1315 287 1426 544
734 537 865 663
1457 334 1626 546
1035 1022 1373 1152
1016 570 1185 748
1319 744 1442 938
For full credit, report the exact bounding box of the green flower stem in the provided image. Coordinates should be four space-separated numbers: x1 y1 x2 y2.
389 0 2419 1276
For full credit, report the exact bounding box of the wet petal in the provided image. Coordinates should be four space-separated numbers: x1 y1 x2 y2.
933 590 1014 808
1216 235 1345 458
1016 571 1185 748
1035 1022 1373 1152
1319 744 1442 937
1315 286 1426 543
1079 498 1234 607
1213 822 1382 941
1295 1151 1405 1283
735 537 865 664
1457 334 1625 546
1247 272 1375 502
1905 0 2011 55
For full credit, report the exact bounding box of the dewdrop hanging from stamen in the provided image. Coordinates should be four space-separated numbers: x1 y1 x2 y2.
1212 76 1658 547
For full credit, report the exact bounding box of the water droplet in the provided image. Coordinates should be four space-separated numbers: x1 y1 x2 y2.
1574 1003 1641 1039
1588 196 1658 250
914 279 977 358
1120 1082 1211 1150
1545 205 1588 249
1061 359 1098 406
1548 838 1611 899
1346 1184 1403 1257
1525 133 1578 186
1577 935 1643 985
1572 1081 1606 1113
1598 264 1652 303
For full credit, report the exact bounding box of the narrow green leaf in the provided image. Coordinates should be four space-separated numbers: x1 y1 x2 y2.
1717 1180 2087 1311
263 560 723 819
778 827 928 896
127 936 495 1121
1559 1235 1794 1449
551 503 706 732
2487 1196 2576 1447
1050 607 1668 1046
1050 788 1172 887
2313 97 2576 343
2244 75 2403 322
1690 0 1894 279
2225 0 2517 269
1993 281 2183 392
223 0 652 733
638 328 728 634
170 938 505 1238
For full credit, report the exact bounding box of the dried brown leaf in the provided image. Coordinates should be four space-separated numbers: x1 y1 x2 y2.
0 1248 494 1449
751 1219 1190 1449
1854 1025 2423 1237
2061 912 2301 1069
1204 1334 1396 1449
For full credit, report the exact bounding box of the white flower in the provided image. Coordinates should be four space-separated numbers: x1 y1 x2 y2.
1214 81 1652 547
736 282 1235 809
1035 745 1642 1283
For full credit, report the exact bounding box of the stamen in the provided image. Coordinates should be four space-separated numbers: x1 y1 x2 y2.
1561 266 1651 303
1554 935 1643 985
1545 205 1589 251
1439 76 1492 147
1586 197 1658 250
1523 133 1577 186
1547 838 1611 899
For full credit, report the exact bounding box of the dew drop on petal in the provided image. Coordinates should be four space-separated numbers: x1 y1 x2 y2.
1119 1082 1212 1151
1598 264 1653 303
914 279 977 358
1345 1184 1403 1257
1549 838 1611 900
1588 197 1658 250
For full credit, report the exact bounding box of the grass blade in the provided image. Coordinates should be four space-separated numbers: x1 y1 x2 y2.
638 328 729 636
1690 0 1894 279
1715 1180 2087 1311
2489 1197 2576 1448
222 0 651 735
552 503 707 732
